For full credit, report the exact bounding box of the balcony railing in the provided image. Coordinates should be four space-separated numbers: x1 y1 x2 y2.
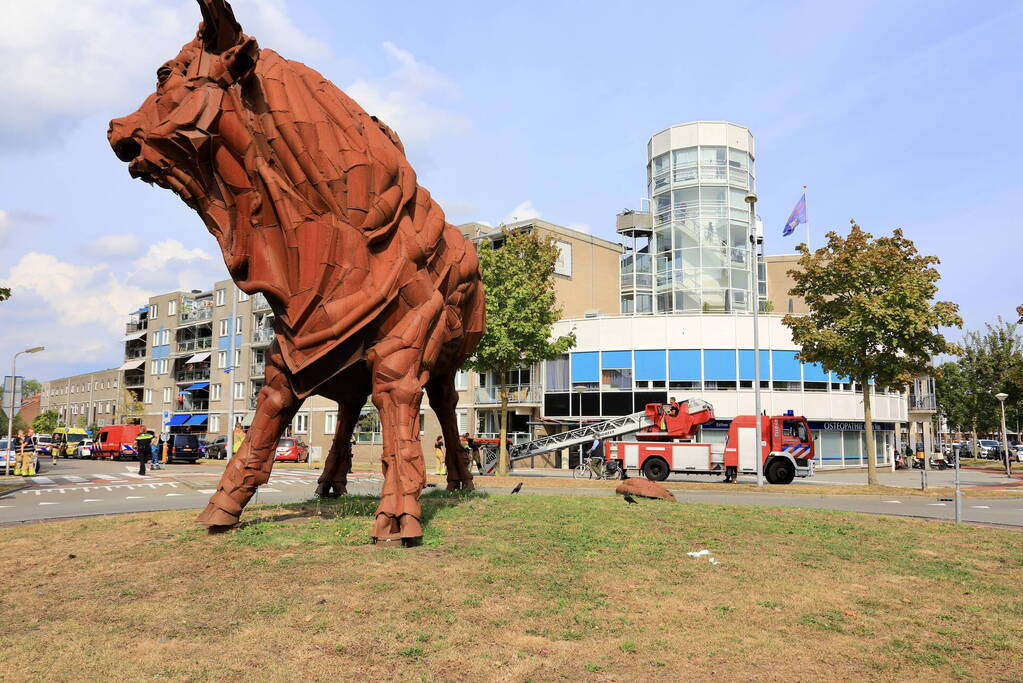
473 385 542 405
124 348 146 359
909 394 937 411
125 320 148 334
250 362 266 377
180 307 213 323
179 400 209 412
176 368 211 383
124 374 145 388
175 338 213 353
252 328 275 344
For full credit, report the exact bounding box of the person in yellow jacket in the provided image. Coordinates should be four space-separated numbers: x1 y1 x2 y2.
14 429 36 477
434 435 446 475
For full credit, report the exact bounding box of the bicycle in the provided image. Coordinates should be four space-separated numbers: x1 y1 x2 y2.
573 455 623 480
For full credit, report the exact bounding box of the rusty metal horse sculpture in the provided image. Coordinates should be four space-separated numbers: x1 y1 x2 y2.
108 0 483 544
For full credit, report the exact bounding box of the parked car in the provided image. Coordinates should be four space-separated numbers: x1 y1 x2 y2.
167 434 201 463
34 434 53 457
205 435 229 459
273 437 308 463
1011 444 1023 463
963 440 1000 458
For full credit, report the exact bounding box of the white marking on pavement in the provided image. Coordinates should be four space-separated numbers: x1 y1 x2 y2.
927 503 946 506
883 500 902 504
971 505 991 509
120 473 153 479
38 502 59 505
198 489 216 494
30 476 55 484
83 499 102 502
63 475 87 482
165 493 184 496
96 474 124 481
260 488 281 492
126 496 144 499
0 505 12 508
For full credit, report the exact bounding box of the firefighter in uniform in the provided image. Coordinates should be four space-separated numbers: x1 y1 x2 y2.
15 429 36 477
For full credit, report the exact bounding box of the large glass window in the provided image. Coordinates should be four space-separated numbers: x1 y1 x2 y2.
672 148 698 183
652 153 670 193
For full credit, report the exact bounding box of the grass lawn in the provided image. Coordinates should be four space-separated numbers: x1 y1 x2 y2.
961 457 1019 473
2 494 1021 681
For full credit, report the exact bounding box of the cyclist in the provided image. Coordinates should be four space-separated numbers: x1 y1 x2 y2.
587 437 604 477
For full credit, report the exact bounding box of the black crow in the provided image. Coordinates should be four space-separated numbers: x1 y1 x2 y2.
623 494 638 505
511 482 523 494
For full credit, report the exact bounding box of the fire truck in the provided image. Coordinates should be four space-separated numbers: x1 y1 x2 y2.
508 398 815 484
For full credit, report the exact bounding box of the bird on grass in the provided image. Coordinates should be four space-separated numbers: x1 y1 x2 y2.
511 482 523 494
623 494 639 505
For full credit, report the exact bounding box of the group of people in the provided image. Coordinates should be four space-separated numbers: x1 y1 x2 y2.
133 427 164 475
8 428 39 477
432 434 486 475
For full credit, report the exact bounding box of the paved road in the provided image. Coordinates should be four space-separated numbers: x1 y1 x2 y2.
1 458 1020 527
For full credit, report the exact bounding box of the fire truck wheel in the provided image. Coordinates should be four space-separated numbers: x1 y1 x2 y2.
766 459 795 485
642 457 670 482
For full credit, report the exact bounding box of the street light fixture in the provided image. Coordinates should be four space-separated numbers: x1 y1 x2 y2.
745 192 764 487
5 346 45 476
995 392 1010 477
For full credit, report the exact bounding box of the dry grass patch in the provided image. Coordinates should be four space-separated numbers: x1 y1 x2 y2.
1 492 1021 681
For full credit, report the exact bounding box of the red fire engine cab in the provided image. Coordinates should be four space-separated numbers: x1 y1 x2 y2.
605 401 815 484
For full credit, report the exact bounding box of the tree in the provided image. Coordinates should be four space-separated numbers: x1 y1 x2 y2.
33 410 59 433
466 229 576 475
22 379 41 396
0 287 9 302
783 222 961 485
121 388 144 424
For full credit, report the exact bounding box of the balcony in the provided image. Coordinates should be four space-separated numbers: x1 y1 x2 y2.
176 338 213 354
124 374 145 388
180 307 213 324
252 292 272 311
473 385 542 405
176 367 211 383
252 328 275 344
124 347 146 360
125 320 148 334
909 394 937 411
250 362 266 377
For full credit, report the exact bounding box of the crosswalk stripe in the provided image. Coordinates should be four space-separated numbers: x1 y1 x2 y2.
31 476 55 484
198 489 216 494
63 475 87 482
126 496 144 499
39 502 59 505
971 505 991 509
883 500 902 504
927 503 946 506
95 474 122 480
260 488 281 492
165 493 184 496
120 473 151 479
83 499 102 502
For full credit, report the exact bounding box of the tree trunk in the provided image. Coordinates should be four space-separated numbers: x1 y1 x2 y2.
864 379 878 486
497 370 510 476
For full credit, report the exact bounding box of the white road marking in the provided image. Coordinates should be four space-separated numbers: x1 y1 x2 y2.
0 505 12 508
39 502 59 505
30 476 55 484
883 500 902 504
126 496 144 499
165 493 184 497
95 474 124 481
63 475 87 482
260 488 281 493
971 505 991 509
83 499 102 502
120 473 153 480
198 489 216 494
928 503 947 506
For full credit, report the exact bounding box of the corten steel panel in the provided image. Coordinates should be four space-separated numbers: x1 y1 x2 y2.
108 0 484 545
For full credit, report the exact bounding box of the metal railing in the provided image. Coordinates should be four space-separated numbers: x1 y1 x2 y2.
250 363 266 377
175 368 211 383
124 348 146 359
252 328 275 343
124 374 145 388
252 293 272 311
125 320 148 334
473 385 542 404
180 400 209 412
909 394 937 411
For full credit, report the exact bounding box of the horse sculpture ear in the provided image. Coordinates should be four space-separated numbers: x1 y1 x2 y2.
198 0 243 54
222 37 260 83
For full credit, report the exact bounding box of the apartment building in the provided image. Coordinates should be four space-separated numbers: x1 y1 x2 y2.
40 367 121 429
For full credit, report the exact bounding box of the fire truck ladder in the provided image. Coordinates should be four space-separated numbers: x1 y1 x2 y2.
508 412 650 462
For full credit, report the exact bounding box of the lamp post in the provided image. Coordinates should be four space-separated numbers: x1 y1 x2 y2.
996 392 1010 477
5 346 44 475
745 192 764 487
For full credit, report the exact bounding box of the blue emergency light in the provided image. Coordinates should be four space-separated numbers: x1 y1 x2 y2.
784 410 794 416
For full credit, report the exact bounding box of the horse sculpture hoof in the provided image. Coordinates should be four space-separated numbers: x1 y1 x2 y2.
372 514 423 547
196 503 240 529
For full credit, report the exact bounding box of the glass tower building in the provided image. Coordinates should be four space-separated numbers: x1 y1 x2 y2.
620 121 764 315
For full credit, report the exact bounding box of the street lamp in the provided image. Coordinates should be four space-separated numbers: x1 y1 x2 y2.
5 346 45 475
995 392 1010 477
745 192 764 487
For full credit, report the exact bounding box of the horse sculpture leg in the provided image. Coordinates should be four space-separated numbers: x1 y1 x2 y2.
316 386 369 498
197 343 301 529
427 373 474 492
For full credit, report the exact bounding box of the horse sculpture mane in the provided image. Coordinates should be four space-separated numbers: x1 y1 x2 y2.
109 0 484 545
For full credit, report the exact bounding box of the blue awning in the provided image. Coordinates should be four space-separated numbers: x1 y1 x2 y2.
133 307 148 314
167 414 191 426
185 382 209 391
185 414 208 425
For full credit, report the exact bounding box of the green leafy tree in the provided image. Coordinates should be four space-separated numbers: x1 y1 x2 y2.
22 379 41 396
466 229 576 475
33 410 59 433
121 388 144 425
783 222 961 485
0 287 9 302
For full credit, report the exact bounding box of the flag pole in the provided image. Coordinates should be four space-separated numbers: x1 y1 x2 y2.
803 184 810 251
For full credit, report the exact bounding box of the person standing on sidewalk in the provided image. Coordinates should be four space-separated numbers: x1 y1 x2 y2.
14 429 36 477
151 435 163 470
434 435 446 475
135 427 154 476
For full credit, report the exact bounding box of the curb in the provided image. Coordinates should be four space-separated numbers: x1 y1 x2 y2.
0 484 31 499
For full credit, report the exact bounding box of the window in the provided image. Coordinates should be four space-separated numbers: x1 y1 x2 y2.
144 389 153 404
325 412 337 434
233 349 241 367
216 289 225 306
233 382 244 399
455 369 468 390
209 414 220 433
163 387 172 403
293 413 309 433
151 360 160 376
219 319 229 336
234 316 243 334
168 300 177 316
149 303 158 318
237 289 249 302
211 383 222 401
217 351 227 369
554 241 572 277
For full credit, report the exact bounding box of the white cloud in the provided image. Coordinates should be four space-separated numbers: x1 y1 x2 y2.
345 41 469 146
0 0 326 150
85 233 145 259
502 200 542 224
0 242 225 365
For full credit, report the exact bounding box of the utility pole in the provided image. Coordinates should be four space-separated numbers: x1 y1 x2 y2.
745 192 764 487
5 347 44 475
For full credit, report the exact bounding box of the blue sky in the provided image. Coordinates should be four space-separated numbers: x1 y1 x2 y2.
1 0 1021 382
